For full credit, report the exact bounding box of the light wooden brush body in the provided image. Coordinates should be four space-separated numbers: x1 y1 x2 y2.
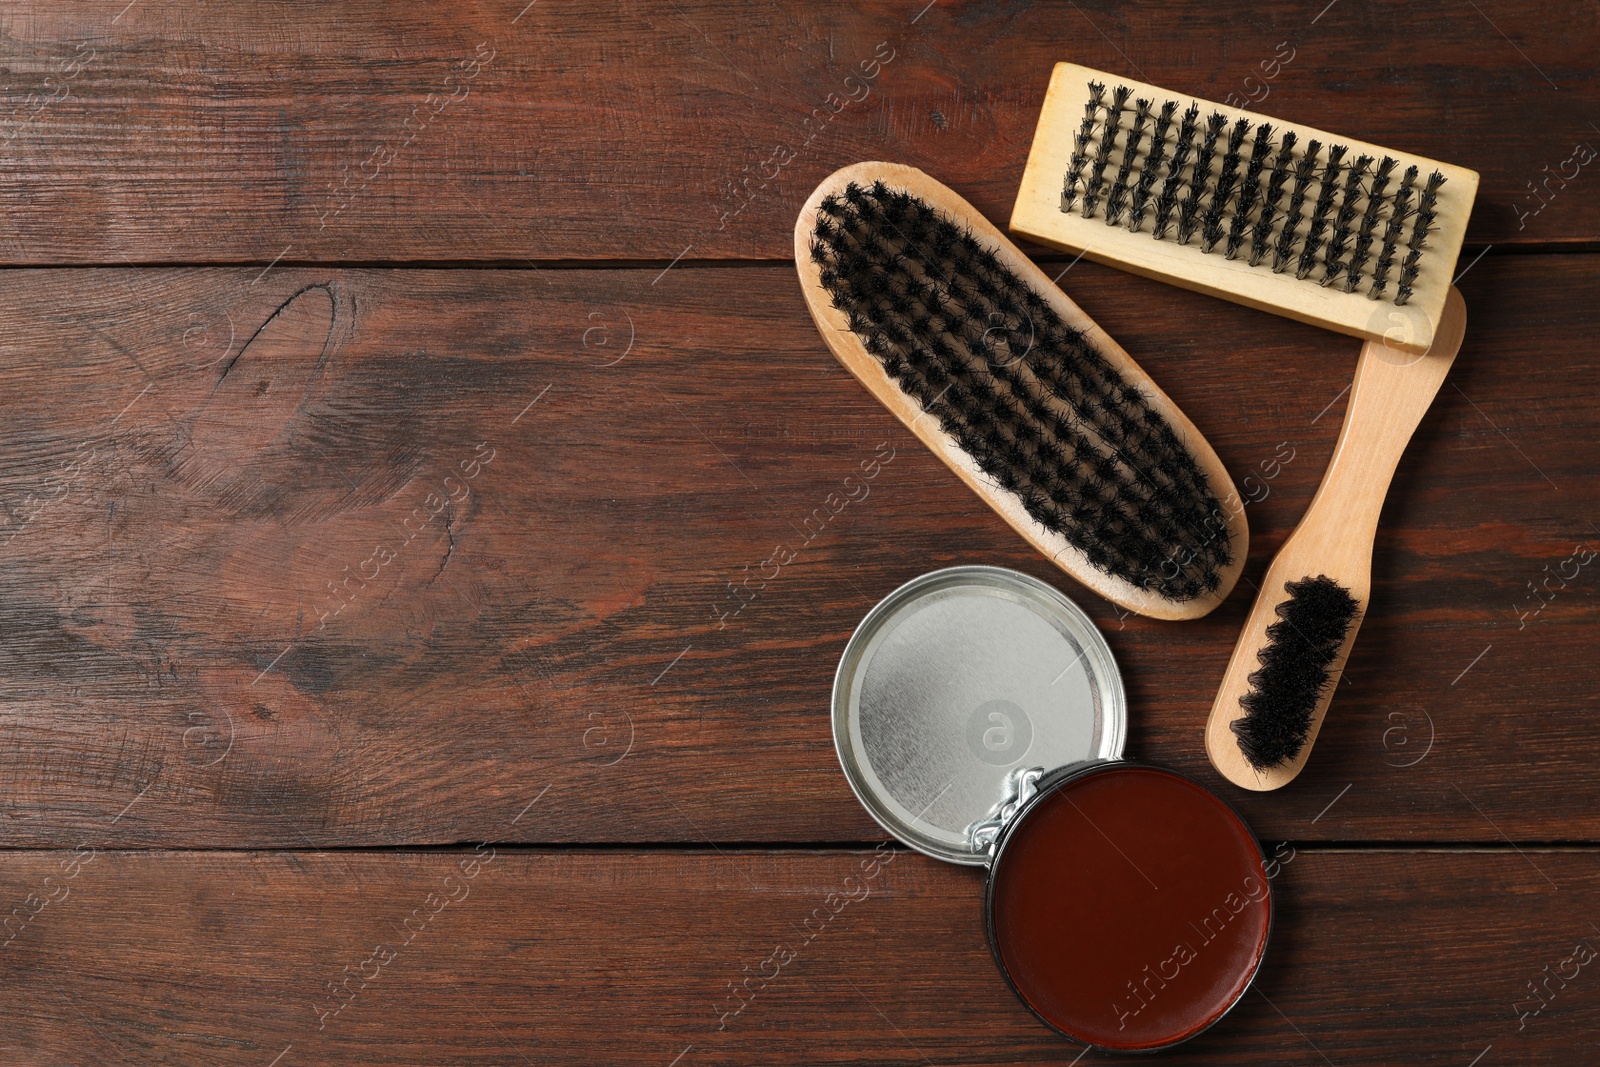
1010 63 1479 354
1206 287 1467 790
794 161 1248 620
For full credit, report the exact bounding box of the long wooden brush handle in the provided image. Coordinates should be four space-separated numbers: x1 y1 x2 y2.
1206 287 1467 791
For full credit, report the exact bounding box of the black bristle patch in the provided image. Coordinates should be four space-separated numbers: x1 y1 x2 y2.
1105 97 1150 225
1320 153 1370 286
1178 112 1228 246
1232 575 1361 770
1061 82 1104 213
1250 130 1296 266
1348 155 1395 293
1055 82 1450 297
1127 99 1176 232
1274 140 1320 273
1082 85 1131 218
1201 117 1251 254
1380 165 1419 304
1395 248 1421 306
1297 144 1346 280
1226 123 1273 260
811 180 1233 603
1409 170 1445 254
1153 103 1200 240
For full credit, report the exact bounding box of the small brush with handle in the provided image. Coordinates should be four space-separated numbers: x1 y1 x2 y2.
1204 287 1467 791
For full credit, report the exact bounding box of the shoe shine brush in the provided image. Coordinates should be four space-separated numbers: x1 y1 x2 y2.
795 162 1249 621
1010 63 1479 789
1011 63 1478 354
1206 292 1465 790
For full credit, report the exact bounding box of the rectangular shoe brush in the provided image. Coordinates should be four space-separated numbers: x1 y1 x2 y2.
1009 63 1479 354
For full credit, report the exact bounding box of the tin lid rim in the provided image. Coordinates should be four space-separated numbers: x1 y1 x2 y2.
831 565 1128 866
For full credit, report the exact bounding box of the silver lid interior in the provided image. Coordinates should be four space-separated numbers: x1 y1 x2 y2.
833 566 1126 865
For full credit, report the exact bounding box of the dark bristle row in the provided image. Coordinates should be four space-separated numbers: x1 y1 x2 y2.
811 181 1234 602
1082 85 1131 219
1152 103 1199 240
1227 124 1274 261
1178 112 1228 246
1104 97 1149 226
1201 118 1251 254
1298 144 1345 280
1369 167 1420 300
1232 575 1361 770
1398 170 1445 306
1274 140 1319 274
1347 155 1395 293
1320 153 1370 286
1248 132 1294 267
1058 80 1445 304
1126 100 1175 233
1061 82 1103 214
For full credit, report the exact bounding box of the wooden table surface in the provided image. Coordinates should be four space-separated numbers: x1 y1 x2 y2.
2 2 1597 1063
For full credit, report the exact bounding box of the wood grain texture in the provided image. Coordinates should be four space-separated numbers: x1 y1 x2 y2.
1 848 1597 1065
0 256 1593 846
0 0 1593 265
4 3 1595 1060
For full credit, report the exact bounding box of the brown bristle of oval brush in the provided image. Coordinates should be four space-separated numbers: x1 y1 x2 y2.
809 179 1234 603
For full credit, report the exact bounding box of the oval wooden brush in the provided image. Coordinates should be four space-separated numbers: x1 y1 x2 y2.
794 162 1247 620
1205 286 1467 791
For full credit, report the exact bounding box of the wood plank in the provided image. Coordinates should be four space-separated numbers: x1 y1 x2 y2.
0 0 1593 264
0 848 1595 1064
0 256 1593 846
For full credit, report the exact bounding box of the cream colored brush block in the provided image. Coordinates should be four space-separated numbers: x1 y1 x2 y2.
1011 63 1478 354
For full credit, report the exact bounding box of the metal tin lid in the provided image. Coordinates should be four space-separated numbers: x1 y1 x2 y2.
832 566 1126 865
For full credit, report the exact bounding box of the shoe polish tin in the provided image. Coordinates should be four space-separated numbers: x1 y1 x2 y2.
832 565 1272 1053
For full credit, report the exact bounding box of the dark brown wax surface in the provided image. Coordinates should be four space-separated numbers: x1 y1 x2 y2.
990 765 1270 1051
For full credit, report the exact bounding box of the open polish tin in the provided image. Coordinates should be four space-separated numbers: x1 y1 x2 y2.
833 566 1272 1053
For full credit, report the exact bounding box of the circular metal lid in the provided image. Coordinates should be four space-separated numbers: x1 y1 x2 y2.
832 566 1126 865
